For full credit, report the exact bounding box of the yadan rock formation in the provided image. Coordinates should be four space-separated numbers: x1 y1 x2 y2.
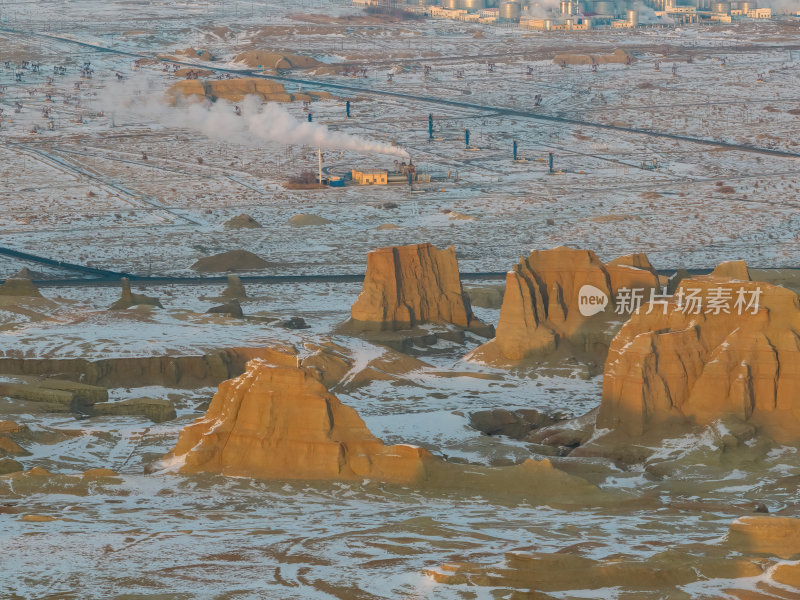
0 347 285 389
162 360 606 501
162 360 434 483
347 243 489 333
597 271 800 442
167 78 333 105
223 213 262 229
190 250 270 273
0 278 43 298
222 274 247 299
467 247 659 366
110 278 163 310
728 516 800 559
206 298 244 318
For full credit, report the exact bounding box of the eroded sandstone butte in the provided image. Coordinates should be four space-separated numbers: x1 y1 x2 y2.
347 243 488 333
598 274 800 442
162 360 608 502
162 360 434 483
468 247 659 365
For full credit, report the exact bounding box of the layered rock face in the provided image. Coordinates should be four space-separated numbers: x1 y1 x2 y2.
468 247 659 364
598 274 800 441
163 360 434 483
348 243 484 332
0 347 286 389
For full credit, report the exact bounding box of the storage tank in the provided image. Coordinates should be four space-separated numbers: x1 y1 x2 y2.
499 0 522 19
712 1 731 13
443 0 459 8
627 8 639 24
593 0 616 16
738 0 755 12
462 0 485 9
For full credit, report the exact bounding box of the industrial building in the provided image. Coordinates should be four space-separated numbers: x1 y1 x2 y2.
350 160 431 186
352 170 389 185
396 0 774 27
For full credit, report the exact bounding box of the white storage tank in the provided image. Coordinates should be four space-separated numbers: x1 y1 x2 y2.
627 8 639 24
712 1 731 13
499 0 522 19
462 0 486 9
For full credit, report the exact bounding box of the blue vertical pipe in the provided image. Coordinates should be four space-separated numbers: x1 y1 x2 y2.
465 129 470 148
346 100 350 118
513 140 518 161
548 152 554 173
428 113 433 140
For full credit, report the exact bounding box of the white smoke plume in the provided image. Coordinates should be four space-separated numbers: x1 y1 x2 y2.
633 1 675 23
762 0 797 12
99 76 409 158
526 0 561 18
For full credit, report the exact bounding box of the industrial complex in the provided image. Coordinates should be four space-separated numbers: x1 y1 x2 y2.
369 0 780 28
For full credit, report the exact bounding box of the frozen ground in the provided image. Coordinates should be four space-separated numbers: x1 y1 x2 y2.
0 3 799 274
1 1 800 599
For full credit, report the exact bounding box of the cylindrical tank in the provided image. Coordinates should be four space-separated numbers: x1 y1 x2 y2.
593 0 616 15
443 0 458 8
461 0 485 9
738 0 755 12
712 1 731 13
499 0 522 19
627 8 639 24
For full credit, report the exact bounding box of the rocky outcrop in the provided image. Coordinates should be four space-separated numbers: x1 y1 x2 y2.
289 214 333 227
710 259 750 280
427 547 762 595
162 360 434 483
110 278 163 310
223 213 261 229
0 379 107 413
0 458 23 474
167 78 333 104
597 275 800 442
727 516 800 559
190 250 271 273
161 360 606 500
467 247 659 366
347 243 488 333
0 278 42 297
0 347 289 389
0 435 29 456
0 421 27 434
92 398 177 423
207 298 243 318
234 50 321 70
553 49 633 66
299 340 431 392
469 408 557 440
222 274 247 299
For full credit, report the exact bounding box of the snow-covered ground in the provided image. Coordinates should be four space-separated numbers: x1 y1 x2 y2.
1 1 800 598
